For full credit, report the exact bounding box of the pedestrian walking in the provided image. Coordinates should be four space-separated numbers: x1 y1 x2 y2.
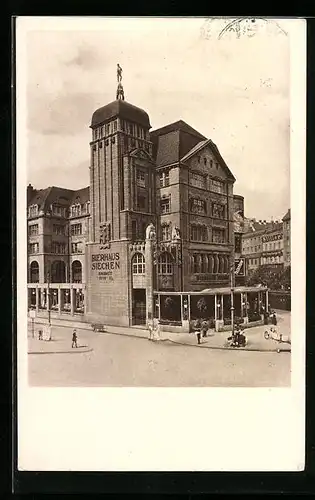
147 316 154 341
38 329 43 341
271 312 277 326
201 319 208 338
72 329 78 348
153 317 161 341
194 318 202 344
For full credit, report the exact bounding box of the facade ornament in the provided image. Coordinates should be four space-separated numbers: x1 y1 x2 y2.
171 226 181 241
117 63 123 82
145 222 156 241
100 222 111 249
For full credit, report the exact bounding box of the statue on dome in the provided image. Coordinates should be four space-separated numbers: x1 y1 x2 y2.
146 223 156 241
117 63 123 83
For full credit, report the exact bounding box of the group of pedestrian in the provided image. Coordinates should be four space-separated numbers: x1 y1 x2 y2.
193 318 210 345
263 307 277 326
147 317 161 342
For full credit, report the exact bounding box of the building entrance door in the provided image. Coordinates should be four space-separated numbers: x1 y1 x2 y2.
132 289 146 325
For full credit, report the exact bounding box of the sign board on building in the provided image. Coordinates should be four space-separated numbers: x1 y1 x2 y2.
91 251 121 283
235 259 245 276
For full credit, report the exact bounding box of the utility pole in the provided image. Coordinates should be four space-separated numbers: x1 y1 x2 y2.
230 250 236 336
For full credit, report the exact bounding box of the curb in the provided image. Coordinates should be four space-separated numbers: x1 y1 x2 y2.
28 347 94 355
167 338 291 353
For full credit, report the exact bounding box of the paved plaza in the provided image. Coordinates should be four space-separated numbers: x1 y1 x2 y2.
28 311 291 387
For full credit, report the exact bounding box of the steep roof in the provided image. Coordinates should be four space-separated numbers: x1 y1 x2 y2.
282 209 291 221
71 186 90 204
150 120 206 141
91 99 151 129
28 185 89 210
181 138 236 181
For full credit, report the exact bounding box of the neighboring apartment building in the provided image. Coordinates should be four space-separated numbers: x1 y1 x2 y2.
242 220 279 274
282 209 291 267
261 222 284 267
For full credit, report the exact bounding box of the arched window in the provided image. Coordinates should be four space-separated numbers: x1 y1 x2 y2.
132 253 145 274
224 256 229 274
192 254 198 274
202 254 208 273
208 255 214 274
72 260 82 283
30 261 39 283
158 252 173 275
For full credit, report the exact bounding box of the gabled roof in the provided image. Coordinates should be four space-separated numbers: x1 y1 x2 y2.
181 138 236 181
282 209 291 221
28 185 90 210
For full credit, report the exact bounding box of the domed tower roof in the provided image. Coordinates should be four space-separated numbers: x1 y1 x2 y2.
90 99 151 129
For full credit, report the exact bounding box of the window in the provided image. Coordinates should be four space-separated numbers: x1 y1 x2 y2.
160 170 170 187
204 157 207 165
161 224 171 241
136 170 146 187
212 228 226 244
137 195 146 211
106 124 110 135
29 224 38 236
210 179 225 194
160 197 170 214
71 242 82 254
197 156 201 163
190 224 207 242
113 121 117 132
129 123 133 134
70 204 81 217
52 204 66 217
29 204 38 217
29 243 39 254
191 198 206 214
216 163 219 170
52 242 66 254
71 224 82 236
212 203 225 219
158 252 172 275
210 160 213 168
132 253 145 274
191 172 205 189
53 224 65 235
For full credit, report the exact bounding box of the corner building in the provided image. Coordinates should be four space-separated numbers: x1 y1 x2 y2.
85 94 261 329
28 90 268 331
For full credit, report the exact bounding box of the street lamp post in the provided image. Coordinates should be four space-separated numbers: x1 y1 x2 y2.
230 259 235 336
47 270 52 340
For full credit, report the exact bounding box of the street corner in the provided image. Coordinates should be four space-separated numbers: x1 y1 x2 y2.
28 336 93 355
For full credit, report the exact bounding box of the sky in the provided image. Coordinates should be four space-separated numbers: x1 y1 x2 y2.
22 17 291 220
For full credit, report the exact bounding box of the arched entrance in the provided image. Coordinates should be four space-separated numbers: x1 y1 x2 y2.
51 260 66 283
29 261 39 283
72 260 82 283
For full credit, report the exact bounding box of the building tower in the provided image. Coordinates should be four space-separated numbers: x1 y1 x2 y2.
86 65 156 326
89 64 155 246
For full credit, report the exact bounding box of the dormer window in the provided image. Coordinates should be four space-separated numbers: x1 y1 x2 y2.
29 204 38 217
70 203 81 217
52 204 66 217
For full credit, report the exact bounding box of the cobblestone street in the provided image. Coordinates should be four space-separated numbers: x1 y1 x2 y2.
28 315 291 387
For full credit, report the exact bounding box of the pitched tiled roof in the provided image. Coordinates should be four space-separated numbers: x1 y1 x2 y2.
150 120 206 167
91 100 151 128
282 209 290 221
27 185 89 210
181 138 236 181
71 186 90 204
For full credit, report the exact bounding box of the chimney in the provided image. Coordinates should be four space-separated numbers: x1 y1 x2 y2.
27 183 35 204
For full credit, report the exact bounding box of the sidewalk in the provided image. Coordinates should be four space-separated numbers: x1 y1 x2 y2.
28 335 93 355
28 315 291 353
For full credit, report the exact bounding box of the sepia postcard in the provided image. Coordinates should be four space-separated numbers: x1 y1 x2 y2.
16 17 306 472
